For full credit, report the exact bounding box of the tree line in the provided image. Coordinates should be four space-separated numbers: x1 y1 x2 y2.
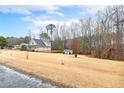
0 36 30 49
47 5 124 59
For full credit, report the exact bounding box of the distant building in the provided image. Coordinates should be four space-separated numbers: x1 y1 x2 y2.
29 38 51 52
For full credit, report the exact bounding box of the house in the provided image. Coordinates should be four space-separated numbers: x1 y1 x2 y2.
29 38 51 52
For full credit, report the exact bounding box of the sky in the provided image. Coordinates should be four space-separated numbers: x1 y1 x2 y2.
0 5 105 38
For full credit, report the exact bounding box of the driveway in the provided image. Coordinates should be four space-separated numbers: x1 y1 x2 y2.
0 65 56 88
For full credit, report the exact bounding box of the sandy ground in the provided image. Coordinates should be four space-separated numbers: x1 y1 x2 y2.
0 50 124 87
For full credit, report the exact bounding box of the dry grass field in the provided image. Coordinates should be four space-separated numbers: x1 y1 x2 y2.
0 50 124 87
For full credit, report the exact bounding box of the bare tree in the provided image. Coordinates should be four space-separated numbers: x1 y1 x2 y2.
70 22 80 57
80 17 93 54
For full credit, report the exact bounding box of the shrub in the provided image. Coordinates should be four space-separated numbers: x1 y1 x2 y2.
20 44 27 51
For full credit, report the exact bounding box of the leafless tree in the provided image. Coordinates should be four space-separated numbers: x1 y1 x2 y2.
70 22 80 57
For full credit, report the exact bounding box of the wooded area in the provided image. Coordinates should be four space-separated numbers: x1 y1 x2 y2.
51 5 124 60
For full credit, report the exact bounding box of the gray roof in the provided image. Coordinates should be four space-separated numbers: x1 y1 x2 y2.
33 39 46 47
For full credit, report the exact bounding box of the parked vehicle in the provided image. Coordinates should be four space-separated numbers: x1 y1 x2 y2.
63 49 73 54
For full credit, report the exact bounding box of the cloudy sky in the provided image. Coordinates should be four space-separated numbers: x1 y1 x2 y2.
0 5 105 37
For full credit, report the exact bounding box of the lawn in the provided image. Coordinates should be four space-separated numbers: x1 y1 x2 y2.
0 50 124 87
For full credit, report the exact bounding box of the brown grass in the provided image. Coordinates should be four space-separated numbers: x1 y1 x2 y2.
0 50 124 87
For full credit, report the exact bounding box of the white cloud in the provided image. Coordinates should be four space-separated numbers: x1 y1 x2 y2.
22 14 79 38
73 5 107 19
31 19 80 39
0 6 31 15
0 32 5 36
87 6 105 13
21 16 34 21
32 17 79 27
84 5 106 14
0 5 64 16
48 11 64 17
40 5 59 12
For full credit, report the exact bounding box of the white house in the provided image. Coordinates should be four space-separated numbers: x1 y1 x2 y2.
29 38 51 52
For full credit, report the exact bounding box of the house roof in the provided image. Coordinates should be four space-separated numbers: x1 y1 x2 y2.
33 39 46 47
